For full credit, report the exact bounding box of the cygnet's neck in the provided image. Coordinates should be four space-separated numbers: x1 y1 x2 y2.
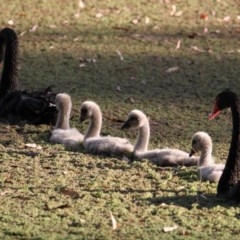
55 104 71 129
84 106 102 139
199 143 214 166
134 119 150 153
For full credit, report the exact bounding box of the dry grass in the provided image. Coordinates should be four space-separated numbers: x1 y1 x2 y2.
1 0 240 239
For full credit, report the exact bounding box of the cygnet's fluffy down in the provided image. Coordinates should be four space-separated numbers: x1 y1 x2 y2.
51 128 83 148
190 131 224 183
50 93 83 148
79 101 134 156
83 135 133 156
121 109 199 166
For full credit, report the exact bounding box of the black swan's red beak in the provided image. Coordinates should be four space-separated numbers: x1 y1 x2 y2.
209 102 221 120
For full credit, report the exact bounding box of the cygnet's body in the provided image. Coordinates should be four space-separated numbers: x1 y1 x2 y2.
190 131 224 183
50 93 83 148
121 110 199 166
80 101 134 156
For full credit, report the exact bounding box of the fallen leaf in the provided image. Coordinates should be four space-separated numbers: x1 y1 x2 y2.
116 50 124 61
170 5 176 16
8 20 14 25
163 225 178 233
20 31 26 36
86 58 97 63
0 190 13 196
96 13 103 18
79 0 85 9
128 97 135 103
177 186 185 191
160 203 168 207
175 39 181 50
191 46 205 53
25 143 42 150
132 19 139 24
170 5 182 17
200 13 208 20
49 24 57 28
223 16 230 22
165 66 180 73
145 16 150 24
79 63 86 68
80 218 86 223
175 11 183 17
29 25 38 32
109 211 117 230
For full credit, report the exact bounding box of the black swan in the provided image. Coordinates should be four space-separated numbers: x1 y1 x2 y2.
209 90 240 201
0 27 57 125
121 109 199 166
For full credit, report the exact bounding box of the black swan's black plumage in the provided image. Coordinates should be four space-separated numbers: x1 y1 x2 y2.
0 27 57 125
210 90 240 202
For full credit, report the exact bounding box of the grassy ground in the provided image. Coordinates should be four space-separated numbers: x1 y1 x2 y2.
1 0 240 239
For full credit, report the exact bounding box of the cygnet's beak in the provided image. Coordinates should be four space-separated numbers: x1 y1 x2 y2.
189 148 196 157
120 120 130 130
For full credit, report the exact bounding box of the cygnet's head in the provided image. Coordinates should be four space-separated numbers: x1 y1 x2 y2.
121 109 148 130
189 131 212 156
79 101 100 122
55 93 72 112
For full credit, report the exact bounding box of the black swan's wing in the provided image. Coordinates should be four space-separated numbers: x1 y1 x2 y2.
0 90 58 125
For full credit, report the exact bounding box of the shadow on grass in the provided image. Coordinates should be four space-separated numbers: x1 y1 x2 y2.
17 25 240 106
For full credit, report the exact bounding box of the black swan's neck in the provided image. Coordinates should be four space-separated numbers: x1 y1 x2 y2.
0 28 19 99
217 99 240 197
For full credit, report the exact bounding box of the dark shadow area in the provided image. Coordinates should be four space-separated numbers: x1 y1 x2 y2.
15 25 240 106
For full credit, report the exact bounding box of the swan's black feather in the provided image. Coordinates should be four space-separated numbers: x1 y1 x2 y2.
212 90 240 202
0 27 58 125
0 90 57 124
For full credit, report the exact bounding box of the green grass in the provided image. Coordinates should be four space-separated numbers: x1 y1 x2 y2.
1 0 240 239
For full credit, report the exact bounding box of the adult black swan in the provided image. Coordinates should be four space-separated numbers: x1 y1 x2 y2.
0 27 57 125
209 90 240 202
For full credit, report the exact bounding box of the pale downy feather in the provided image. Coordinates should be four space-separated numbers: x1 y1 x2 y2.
121 109 199 166
50 93 83 148
190 131 224 183
80 101 133 156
